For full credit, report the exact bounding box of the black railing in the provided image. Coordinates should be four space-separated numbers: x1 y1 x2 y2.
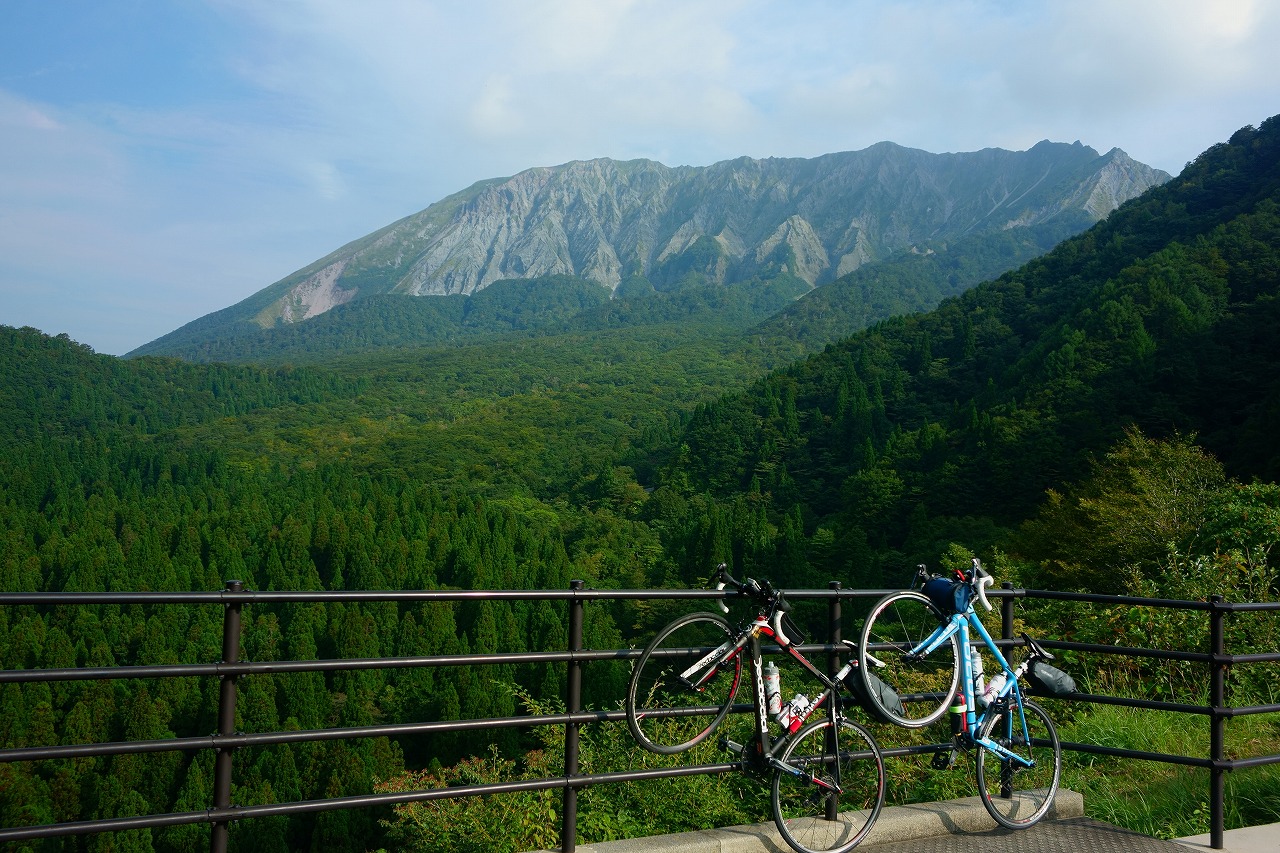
1 582 1277 852
1002 587 1280 850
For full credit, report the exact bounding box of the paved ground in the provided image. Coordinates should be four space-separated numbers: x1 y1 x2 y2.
526 791 1277 853
868 817 1192 853
1173 824 1277 853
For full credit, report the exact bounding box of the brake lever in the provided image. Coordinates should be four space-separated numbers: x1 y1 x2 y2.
972 557 994 612
713 562 732 613
714 571 729 613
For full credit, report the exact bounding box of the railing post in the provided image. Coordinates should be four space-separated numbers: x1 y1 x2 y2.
1209 595 1226 850
827 581 842 821
827 581 842 678
1001 581 1015 645
211 580 244 853
562 580 585 853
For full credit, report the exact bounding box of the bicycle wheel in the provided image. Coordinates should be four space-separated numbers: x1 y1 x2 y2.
858 591 959 727
772 715 885 853
626 611 742 754
976 698 1062 829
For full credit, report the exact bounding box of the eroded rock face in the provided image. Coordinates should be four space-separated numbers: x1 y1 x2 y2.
241 141 1170 326
258 260 358 327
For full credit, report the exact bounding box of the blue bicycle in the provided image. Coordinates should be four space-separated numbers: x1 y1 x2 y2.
856 559 1063 829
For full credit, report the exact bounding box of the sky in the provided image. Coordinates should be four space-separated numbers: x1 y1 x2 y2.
2 1 1278 356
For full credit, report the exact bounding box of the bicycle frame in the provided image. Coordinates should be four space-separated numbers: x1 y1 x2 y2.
909 608 1036 769
699 609 860 788
628 570 890 850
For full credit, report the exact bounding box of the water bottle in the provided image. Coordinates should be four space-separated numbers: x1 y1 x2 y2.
982 671 1007 707
950 693 967 736
790 694 812 731
969 645 985 699
780 693 810 733
764 661 782 715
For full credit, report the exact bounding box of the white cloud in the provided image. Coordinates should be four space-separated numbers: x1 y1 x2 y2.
468 74 523 138
200 0 1277 179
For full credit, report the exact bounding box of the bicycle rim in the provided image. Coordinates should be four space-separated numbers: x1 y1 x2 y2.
626 611 741 754
772 717 885 853
858 591 959 727
976 698 1061 829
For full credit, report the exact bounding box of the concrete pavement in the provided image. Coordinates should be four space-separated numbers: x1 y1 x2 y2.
526 791 1278 853
1174 824 1278 853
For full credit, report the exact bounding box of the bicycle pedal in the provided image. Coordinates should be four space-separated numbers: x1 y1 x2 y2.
718 736 744 755
931 749 957 770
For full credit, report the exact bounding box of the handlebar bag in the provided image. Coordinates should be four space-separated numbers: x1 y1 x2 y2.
924 577 972 614
846 666 906 725
1027 660 1078 696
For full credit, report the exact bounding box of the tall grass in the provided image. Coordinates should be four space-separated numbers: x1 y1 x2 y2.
1056 704 1280 838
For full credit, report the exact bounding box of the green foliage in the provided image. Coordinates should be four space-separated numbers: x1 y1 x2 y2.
376 746 561 853
1012 432 1279 706
376 688 767 852
1056 706 1280 840
1017 428 1229 593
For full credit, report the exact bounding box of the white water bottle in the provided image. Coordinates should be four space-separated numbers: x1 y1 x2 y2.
764 661 782 715
969 646 985 698
782 693 811 733
982 671 1007 707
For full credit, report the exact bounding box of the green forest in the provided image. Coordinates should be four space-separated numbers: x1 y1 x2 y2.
3 116 1280 852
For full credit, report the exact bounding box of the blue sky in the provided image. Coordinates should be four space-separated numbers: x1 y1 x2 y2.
3 0 1278 355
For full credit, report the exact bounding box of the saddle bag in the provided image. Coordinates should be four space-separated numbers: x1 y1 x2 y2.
846 666 906 724
1026 660 1078 696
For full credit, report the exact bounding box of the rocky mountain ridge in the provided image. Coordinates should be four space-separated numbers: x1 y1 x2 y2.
132 140 1169 357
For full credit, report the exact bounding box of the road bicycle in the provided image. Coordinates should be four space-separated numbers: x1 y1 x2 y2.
625 566 886 853
856 558 1063 829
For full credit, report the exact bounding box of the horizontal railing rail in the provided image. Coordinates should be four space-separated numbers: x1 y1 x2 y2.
1 582 1276 851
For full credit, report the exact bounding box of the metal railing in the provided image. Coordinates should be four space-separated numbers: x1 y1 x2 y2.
1 582 1277 851
1000 586 1280 850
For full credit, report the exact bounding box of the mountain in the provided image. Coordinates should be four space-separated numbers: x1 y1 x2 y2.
130 141 1168 361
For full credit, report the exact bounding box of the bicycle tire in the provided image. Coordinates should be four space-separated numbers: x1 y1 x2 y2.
626 611 741 754
772 715 885 853
976 698 1062 829
858 591 960 727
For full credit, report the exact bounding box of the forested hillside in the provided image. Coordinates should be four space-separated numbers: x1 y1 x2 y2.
659 117 1280 587
1 117 1277 851
0 330 644 850
753 215 1090 349
0 319 790 850
122 271 815 364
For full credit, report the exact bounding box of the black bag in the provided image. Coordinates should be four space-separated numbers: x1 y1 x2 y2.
846 666 906 724
1027 660 1078 696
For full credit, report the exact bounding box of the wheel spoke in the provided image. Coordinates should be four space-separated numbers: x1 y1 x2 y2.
772 717 885 853
976 699 1061 829
626 612 740 754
